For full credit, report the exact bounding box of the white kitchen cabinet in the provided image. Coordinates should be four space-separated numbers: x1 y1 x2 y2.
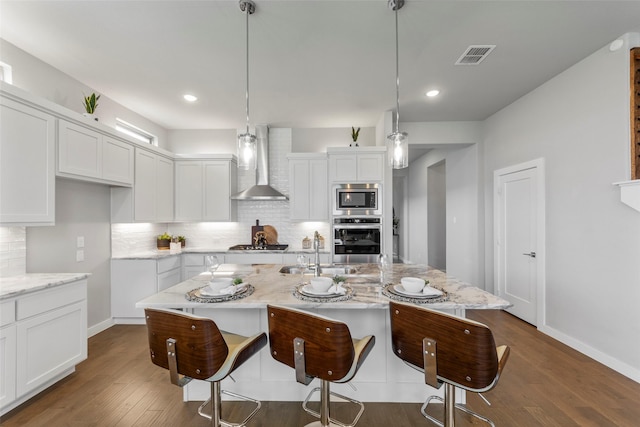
0 323 16 409
57 119 134 186
328 148 385 183
0 96 55 226
111 148 174 223
1 279 87 416
174 157 237 222
111 256 182 322
288 154 328 221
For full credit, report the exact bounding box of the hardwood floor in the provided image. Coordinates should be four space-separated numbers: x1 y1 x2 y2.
2 310 639 426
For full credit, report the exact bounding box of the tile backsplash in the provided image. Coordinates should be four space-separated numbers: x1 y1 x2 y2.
0 227 26 277
111 127 330 255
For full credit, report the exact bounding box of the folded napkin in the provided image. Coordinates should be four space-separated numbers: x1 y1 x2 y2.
201 283 244 296
422 286 443 297
219 285 238 295
328 285 347 295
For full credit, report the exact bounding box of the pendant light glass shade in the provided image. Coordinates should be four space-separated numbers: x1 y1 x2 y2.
237 0 257 170
387 131 408 169
386 0 408 169
237 132 257 170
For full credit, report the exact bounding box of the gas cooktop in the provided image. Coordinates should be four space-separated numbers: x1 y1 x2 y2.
228 244 289 251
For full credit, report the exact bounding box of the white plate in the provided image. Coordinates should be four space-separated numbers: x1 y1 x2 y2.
393 284 442 298
300 284 342 297
199 284 248 297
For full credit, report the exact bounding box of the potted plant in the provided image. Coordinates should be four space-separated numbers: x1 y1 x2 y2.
82 92 100 120
177 235 186 248
157 232 171 250
350 126 360 147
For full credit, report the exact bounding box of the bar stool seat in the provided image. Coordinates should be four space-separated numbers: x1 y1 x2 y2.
267 304 375 427
389 301 510 427
144 308 267 427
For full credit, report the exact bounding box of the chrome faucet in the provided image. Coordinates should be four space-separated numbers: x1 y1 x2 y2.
313 231 321 277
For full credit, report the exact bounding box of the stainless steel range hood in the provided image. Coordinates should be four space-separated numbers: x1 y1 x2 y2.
231 125 288 201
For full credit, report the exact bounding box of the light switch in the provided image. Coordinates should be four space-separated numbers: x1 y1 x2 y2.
76 250 84 262
77 236 85 248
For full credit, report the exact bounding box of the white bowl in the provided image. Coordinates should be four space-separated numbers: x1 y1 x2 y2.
206 277 233 293
310 277 333 292
401 277 425 293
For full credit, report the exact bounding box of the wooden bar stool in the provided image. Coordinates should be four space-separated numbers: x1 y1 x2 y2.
144 308 267 427
389 301 510 427
266 304 376 427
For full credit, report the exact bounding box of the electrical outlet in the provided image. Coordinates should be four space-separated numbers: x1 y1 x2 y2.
77 236 85 248
76 250 84 262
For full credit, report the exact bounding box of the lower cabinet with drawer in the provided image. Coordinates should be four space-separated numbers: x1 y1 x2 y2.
1 279 87 415
111 256 182 323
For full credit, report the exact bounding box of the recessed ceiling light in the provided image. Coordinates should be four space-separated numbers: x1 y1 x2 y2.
426 90 440 97
183 94 198 102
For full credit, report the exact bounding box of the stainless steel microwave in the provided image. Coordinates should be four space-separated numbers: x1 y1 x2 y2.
333 183 381 216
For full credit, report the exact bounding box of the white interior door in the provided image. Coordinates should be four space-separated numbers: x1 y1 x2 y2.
494 160 545 325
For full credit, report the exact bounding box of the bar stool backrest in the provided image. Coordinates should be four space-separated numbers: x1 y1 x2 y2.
145 308 229 381
389 302 500 392
267 305 355 382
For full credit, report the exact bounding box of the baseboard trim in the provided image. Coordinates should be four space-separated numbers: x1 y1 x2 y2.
87 318 114 338
539 324 640 384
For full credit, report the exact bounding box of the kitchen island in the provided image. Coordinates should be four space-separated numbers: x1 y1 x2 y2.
136 263 510 403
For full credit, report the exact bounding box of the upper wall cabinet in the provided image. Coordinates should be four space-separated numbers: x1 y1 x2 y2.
174 157 237 222
0 96 55 226
111 148 174 223
288 153 328 221
327 147 386 183
57 119 134 186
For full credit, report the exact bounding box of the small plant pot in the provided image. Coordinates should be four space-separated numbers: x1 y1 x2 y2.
180 240 186 248
157 239 171 250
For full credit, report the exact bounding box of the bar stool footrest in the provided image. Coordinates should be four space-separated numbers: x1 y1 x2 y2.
302 386 365 427
420 395 496 427
198 389 262 427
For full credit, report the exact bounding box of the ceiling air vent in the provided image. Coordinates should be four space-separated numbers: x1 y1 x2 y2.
455 45 496 65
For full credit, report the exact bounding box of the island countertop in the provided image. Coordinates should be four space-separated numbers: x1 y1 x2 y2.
136 263 510 310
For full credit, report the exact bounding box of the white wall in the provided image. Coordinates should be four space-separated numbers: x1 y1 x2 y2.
292 127 376 152
26 180 112 332
0 39 168 148
407 144 481 286
482 33 640 381
427 161 446 270
166 129 237 154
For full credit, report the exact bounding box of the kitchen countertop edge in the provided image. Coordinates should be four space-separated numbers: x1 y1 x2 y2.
0 273 91 299
112 248 331 260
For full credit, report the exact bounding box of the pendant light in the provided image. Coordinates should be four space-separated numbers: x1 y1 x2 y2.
386 0 408 169
237 0 257 170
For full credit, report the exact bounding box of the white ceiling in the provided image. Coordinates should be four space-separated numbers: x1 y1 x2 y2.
1 0 640 131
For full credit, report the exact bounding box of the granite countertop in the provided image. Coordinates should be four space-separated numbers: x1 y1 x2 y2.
136 263 510 310
0 273 91 299
112 247 331 260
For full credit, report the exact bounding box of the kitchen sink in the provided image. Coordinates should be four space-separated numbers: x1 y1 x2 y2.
278 265 358 275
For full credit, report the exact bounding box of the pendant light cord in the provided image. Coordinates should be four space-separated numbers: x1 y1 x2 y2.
394 5 400 134
245 6 250 135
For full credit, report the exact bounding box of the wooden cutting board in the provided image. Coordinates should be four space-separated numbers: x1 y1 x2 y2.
263 225 278 244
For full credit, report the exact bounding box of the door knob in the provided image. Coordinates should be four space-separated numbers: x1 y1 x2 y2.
522 252 536 258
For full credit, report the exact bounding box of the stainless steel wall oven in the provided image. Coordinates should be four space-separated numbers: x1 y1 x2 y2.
333 217 381 264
